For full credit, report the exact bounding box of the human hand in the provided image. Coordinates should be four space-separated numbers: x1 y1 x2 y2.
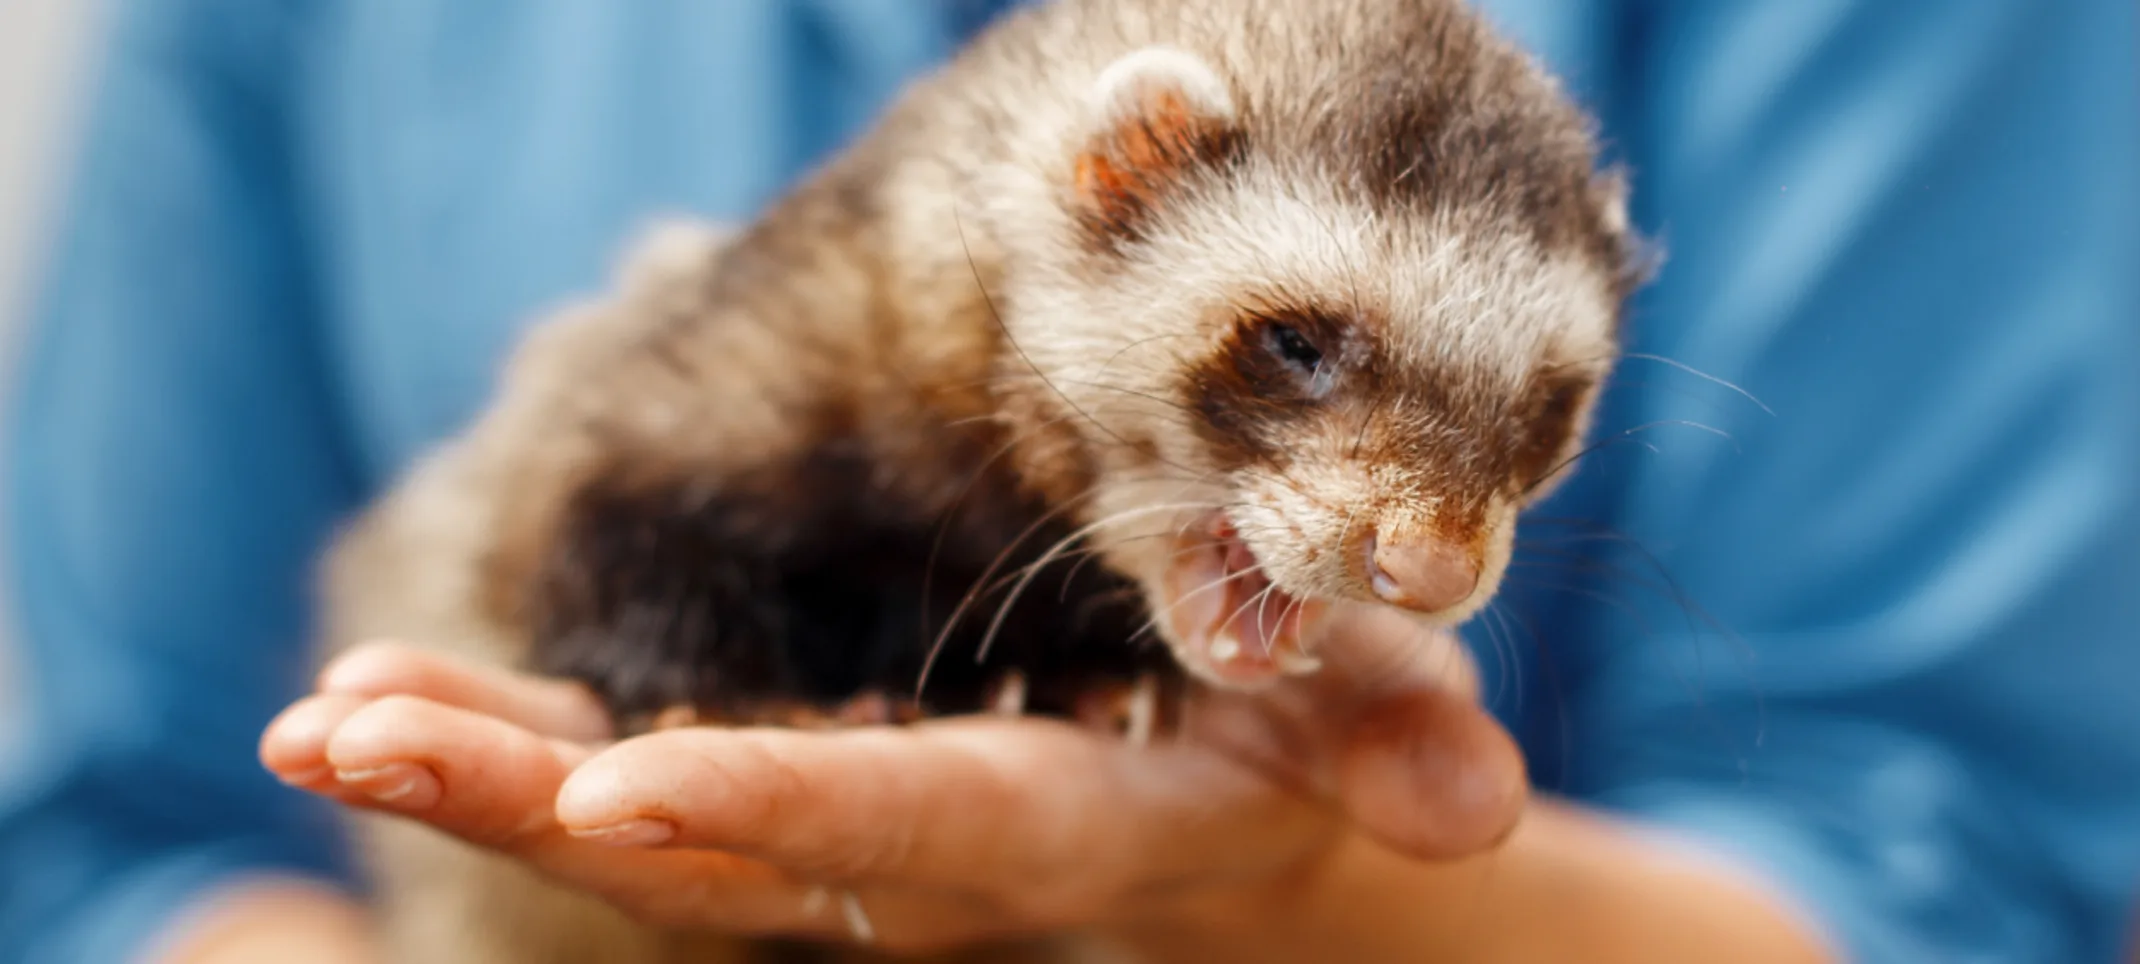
259 604 1524 953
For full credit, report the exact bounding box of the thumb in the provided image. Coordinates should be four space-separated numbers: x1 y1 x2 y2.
1307 604 1529 861
1334 679 1527 860
1302 602 1480 701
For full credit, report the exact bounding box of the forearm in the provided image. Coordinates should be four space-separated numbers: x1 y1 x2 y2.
151 878 382 964
1116 798 1835 964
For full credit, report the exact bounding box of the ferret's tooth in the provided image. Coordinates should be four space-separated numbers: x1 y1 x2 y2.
801 886 831 916
1209 634 1242 663
1274 648 1324 676
990 670 1029 716
1125 673 1158 747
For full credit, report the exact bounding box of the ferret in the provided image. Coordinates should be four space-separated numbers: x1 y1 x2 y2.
314 0 1646 960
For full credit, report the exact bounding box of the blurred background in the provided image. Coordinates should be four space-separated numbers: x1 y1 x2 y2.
0 0 106 752
0 2 2131 962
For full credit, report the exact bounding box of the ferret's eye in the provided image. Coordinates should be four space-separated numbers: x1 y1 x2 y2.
1266 324 1324 377
1238 313 1341 400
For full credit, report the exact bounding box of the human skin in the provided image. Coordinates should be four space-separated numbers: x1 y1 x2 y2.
210 604 1832 962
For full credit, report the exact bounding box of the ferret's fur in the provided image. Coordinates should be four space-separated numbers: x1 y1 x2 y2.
315 0 1644 960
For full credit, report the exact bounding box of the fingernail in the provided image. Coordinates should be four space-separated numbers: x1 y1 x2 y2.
276 765 335 788
336 763 441 809
570 818 676 847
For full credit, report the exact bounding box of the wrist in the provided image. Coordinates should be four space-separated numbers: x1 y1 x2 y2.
1097 798 1836 964
1097 820 1472 962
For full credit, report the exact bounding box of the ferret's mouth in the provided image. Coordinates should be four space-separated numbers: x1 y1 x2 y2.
1160 514 1326 689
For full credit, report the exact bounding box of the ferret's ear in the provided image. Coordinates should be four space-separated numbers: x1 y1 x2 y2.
1071 47 1244 247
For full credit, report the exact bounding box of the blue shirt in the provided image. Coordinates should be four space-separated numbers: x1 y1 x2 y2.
2 1 2133 961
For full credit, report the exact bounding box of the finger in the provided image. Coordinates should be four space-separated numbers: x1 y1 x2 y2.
262 693 366 781
1303 602 1478 700
322 693 593 849
318 640 612 742
259 693 383 807
299 695 1003 947
554 718 1325 920
1189 601 1521 862
1296 604 1525 859
556 723 1061 880
317 701 820 936
1183 603 1484 793
1334 682 1528 861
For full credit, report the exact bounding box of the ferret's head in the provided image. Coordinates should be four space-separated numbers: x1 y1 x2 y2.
975 6 1645 690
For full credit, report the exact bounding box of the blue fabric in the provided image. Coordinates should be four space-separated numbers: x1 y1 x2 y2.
0 1 2132 962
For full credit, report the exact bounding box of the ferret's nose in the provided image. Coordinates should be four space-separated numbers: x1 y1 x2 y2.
1367 530 1480 613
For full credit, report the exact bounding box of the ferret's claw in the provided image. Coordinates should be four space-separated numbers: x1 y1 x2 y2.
835 691 898 726
839 890 876 944
989 670 1029 716
651 705 703 730
1274 647 1323 676
802 885 875 943
1125 673 1158 747
1068 672 1176 744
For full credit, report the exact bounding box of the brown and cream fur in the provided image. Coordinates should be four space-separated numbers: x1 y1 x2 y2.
316 0 1645 961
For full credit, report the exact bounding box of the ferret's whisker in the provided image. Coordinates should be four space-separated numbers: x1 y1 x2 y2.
1619 353 1774 417
920 482 1119 696
1520 431 1659 497
1099 331 1199 375
972 501 1233 666
1250 581 1286 656
962 502 1254 604
1051 509 1291 602
1128 566 1265 646
920 407 1113 650
954 207 1222 492
1213 581 1282 656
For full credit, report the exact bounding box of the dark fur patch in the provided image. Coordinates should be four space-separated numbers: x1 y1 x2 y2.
1284 7 1634 298
1181 304 1356 470
1179 290 1596 536
1509 368 1597 493
522 424 1180 731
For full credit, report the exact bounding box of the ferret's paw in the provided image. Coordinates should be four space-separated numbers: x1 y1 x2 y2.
643 693 928 733
649 704 705 731
825 691 928 727
986 670 1029 716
